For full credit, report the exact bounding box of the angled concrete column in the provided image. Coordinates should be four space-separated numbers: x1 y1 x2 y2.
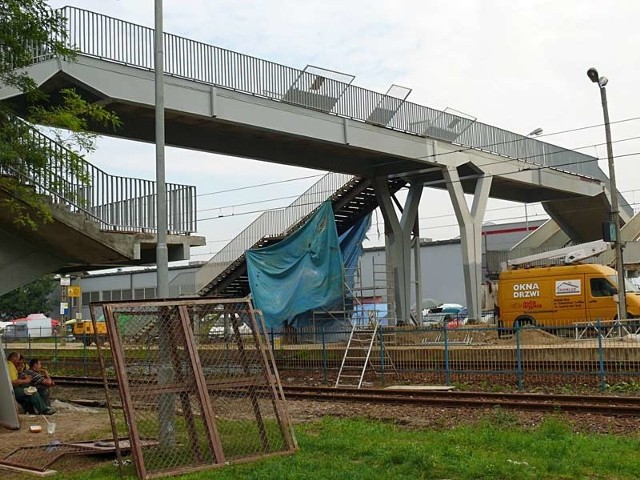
374 178 422 325
443 167 492 321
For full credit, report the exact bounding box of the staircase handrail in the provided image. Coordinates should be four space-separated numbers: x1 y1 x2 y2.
2 117 196 234
195 172 354 293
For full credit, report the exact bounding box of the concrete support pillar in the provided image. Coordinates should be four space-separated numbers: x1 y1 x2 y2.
413 217 422 323
443 167 492 322
374 178 422 325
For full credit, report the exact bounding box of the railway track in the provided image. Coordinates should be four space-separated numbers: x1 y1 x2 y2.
53 376 640 417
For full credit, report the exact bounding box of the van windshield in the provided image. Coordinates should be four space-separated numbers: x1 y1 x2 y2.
607 275 638 293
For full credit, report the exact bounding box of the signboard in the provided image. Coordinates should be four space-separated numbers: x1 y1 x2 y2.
68 286 81 297
555 279 581 296
60 277 71 286
60 302 69 315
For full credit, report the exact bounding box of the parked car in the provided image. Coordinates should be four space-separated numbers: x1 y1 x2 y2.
422 303 465 327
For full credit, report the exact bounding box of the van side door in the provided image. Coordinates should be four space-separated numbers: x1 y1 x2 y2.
586 275 618 322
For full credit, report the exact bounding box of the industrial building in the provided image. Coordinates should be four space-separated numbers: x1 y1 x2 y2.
72 219 544 320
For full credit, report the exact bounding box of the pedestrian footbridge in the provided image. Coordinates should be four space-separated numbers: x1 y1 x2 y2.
1 7 635 320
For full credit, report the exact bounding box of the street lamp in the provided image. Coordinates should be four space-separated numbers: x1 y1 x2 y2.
587 67 627 320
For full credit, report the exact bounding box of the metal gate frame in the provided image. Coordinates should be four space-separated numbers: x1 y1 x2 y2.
92 297 296 479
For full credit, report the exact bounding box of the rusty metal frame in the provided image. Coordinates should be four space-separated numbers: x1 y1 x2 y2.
103 302 148 479
254 309 299 449
95 296 296 479
177 304 226 463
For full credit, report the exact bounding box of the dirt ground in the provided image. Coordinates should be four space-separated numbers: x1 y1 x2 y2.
2 385 639 467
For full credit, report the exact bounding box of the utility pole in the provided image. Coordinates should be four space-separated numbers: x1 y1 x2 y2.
155 0 175 449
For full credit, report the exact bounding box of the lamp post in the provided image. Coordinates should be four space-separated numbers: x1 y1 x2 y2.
525 128 544 234
587 67 627 320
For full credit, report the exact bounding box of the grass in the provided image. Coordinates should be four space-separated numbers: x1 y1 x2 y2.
50 413 640 480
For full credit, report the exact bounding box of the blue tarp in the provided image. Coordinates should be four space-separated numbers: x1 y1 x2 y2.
246 202 344 329
339 214 372 290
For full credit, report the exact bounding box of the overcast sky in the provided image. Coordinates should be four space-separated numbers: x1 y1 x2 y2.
46 0 640 262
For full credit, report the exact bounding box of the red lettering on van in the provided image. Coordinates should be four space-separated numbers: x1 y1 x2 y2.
522 300 542 310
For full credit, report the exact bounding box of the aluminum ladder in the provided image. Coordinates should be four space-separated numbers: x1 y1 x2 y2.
335 322 399 388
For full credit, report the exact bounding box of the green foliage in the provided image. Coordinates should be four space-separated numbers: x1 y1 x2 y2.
0 0 121 230
0 273 55 317
607 379 640 393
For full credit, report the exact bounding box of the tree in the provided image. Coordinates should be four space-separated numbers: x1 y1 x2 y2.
0 274 56 318
0 0 120 230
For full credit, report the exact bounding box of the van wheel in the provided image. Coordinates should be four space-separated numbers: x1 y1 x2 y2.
514 316 535 329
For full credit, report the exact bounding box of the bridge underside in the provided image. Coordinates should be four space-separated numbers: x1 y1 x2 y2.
0 192 204 295
2 57 604 205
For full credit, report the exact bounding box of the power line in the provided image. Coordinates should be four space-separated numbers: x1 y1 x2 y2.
193 116 640 200
196 144 640 220
197 173 324 197
522 116 640 140
198 194 302 213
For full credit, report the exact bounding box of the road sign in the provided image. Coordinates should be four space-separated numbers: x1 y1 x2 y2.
60 277 71 286
68 286 81 297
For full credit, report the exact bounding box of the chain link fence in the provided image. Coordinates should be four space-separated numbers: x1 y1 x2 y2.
89 298 295 479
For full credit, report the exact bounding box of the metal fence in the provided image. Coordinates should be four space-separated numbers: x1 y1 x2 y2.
56 6 609 184
7 319 640 394
90 298 295 479
265 320 640 391
1 118 197 234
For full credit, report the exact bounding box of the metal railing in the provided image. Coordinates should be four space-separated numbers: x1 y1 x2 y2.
194 172 354 293
53 7 633 217
1 118 196 234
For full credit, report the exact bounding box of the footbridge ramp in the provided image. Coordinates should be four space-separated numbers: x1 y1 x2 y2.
1 9 616 203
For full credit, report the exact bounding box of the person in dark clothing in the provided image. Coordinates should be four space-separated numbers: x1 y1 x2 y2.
26 358 55 407
6 352 55 415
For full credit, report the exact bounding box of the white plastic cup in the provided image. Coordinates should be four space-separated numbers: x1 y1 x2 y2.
47 421 56 435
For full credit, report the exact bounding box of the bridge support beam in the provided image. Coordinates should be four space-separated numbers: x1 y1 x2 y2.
374 178 422 325
443 166 492 322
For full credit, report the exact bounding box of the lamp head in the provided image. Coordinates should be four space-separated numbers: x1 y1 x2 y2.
587 67 599 83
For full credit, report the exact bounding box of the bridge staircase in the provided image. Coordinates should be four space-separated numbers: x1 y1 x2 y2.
0 117 202 295
195 174 406 298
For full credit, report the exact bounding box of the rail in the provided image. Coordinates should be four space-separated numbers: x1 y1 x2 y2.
1 118 196 234
50 379 640 416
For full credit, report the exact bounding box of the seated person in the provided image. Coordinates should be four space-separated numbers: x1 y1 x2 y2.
26 358 55 407
6 352 55 415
